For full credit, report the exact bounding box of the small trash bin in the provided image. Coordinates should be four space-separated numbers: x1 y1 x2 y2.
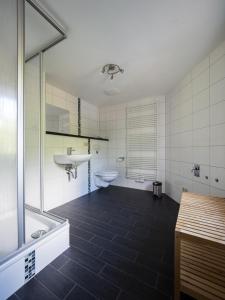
153 181 162 198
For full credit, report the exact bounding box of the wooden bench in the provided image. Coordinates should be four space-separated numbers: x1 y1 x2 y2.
175 192 225 300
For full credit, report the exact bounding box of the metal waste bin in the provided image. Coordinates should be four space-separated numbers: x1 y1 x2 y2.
153 181 162 198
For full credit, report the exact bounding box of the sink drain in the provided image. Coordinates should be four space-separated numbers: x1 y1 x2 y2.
31 229 47 239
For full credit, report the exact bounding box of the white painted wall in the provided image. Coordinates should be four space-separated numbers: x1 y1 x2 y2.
99 97 165 192
165 40 225 203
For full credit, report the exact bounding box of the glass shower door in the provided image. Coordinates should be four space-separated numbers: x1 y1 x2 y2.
24 55 41 210
0 0 18 259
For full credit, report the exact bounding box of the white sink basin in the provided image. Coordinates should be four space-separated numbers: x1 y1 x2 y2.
54 154 92 166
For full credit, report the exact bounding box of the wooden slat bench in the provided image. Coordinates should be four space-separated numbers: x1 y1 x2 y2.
175 192 225 300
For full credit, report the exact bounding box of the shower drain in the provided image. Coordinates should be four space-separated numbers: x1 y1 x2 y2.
31 229 47 239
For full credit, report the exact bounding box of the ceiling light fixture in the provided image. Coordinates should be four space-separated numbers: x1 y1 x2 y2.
102 64 124 80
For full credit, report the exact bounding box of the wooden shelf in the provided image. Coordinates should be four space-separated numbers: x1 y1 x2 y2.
175 192 225 300
46 131 109 141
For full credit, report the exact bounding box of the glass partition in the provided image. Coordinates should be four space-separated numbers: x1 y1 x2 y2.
0 0 66 265
24 55 41 209
25 1 61 59
0 0 18 259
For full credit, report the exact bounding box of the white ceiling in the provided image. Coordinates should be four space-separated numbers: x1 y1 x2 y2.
40 0 225 106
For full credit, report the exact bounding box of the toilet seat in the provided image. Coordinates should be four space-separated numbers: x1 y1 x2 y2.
94 170 119 188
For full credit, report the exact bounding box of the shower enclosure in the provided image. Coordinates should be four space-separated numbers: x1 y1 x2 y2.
0 1 69 299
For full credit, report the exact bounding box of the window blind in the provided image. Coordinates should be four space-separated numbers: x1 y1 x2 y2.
126 103 157 181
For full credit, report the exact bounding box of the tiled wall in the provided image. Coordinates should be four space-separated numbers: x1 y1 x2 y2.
165 40 225 202
46 83 78 135
81 101 100 137
99 97 165 192
44 83 107 210
44 135 108 210
46 83 100 137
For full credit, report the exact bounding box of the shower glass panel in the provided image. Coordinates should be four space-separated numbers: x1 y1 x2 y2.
25 1 61 59
24 1 63 211
25 55 41 209
0 0 18 259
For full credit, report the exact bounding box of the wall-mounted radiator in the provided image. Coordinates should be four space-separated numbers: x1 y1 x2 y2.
126 103 157 181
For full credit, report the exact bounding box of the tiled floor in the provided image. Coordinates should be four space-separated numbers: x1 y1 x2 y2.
11 186 193 300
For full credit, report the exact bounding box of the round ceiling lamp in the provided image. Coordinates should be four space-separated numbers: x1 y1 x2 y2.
101 64 124 80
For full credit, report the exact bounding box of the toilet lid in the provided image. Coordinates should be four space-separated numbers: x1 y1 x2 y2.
95 170 118 176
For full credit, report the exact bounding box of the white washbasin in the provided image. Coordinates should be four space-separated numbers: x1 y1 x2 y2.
54 154 92 166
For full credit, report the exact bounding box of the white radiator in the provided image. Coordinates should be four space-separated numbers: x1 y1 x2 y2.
126 103 157 181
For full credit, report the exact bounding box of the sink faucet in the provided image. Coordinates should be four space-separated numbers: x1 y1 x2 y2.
67 147 76 155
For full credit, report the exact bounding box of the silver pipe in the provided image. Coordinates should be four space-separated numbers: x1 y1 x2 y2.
17 0 25 248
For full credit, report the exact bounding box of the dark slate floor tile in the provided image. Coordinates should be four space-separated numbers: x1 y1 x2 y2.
118 289 170 300
117 291 140 300
157 274 174 297
36 264 74 298
91 236 138 260
51 254 70 270
78 223 116 239
16 278 58 300
100 250 157 286
65 285 96 300
7 295 20 300
101 265 167 300
109 218 136 229
61 260 119 300
67 218 86 228
70 234 102 257
70 225 94 240
113 235 149 252
64 246 105 273
81 219 128 236
137 253 173 278
47 186 180 299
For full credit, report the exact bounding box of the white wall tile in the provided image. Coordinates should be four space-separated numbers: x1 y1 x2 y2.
193 108 209 130
210 100 225 125
193 69 209 95
210 40 225 64
210 78 225 105
193 147 209 165
193 88 209 112
210 146 225 168
210 54 225 84
192 57 209 79
166 39 225 202
210 123 225 146
210 166 225 191
193 127 209 147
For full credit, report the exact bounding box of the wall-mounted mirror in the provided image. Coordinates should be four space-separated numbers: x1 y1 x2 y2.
46 104 70 133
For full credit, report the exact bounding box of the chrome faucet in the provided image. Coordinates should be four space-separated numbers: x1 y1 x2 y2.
67 147 76 155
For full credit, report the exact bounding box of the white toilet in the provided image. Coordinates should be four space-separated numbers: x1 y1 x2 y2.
94 170 119 188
